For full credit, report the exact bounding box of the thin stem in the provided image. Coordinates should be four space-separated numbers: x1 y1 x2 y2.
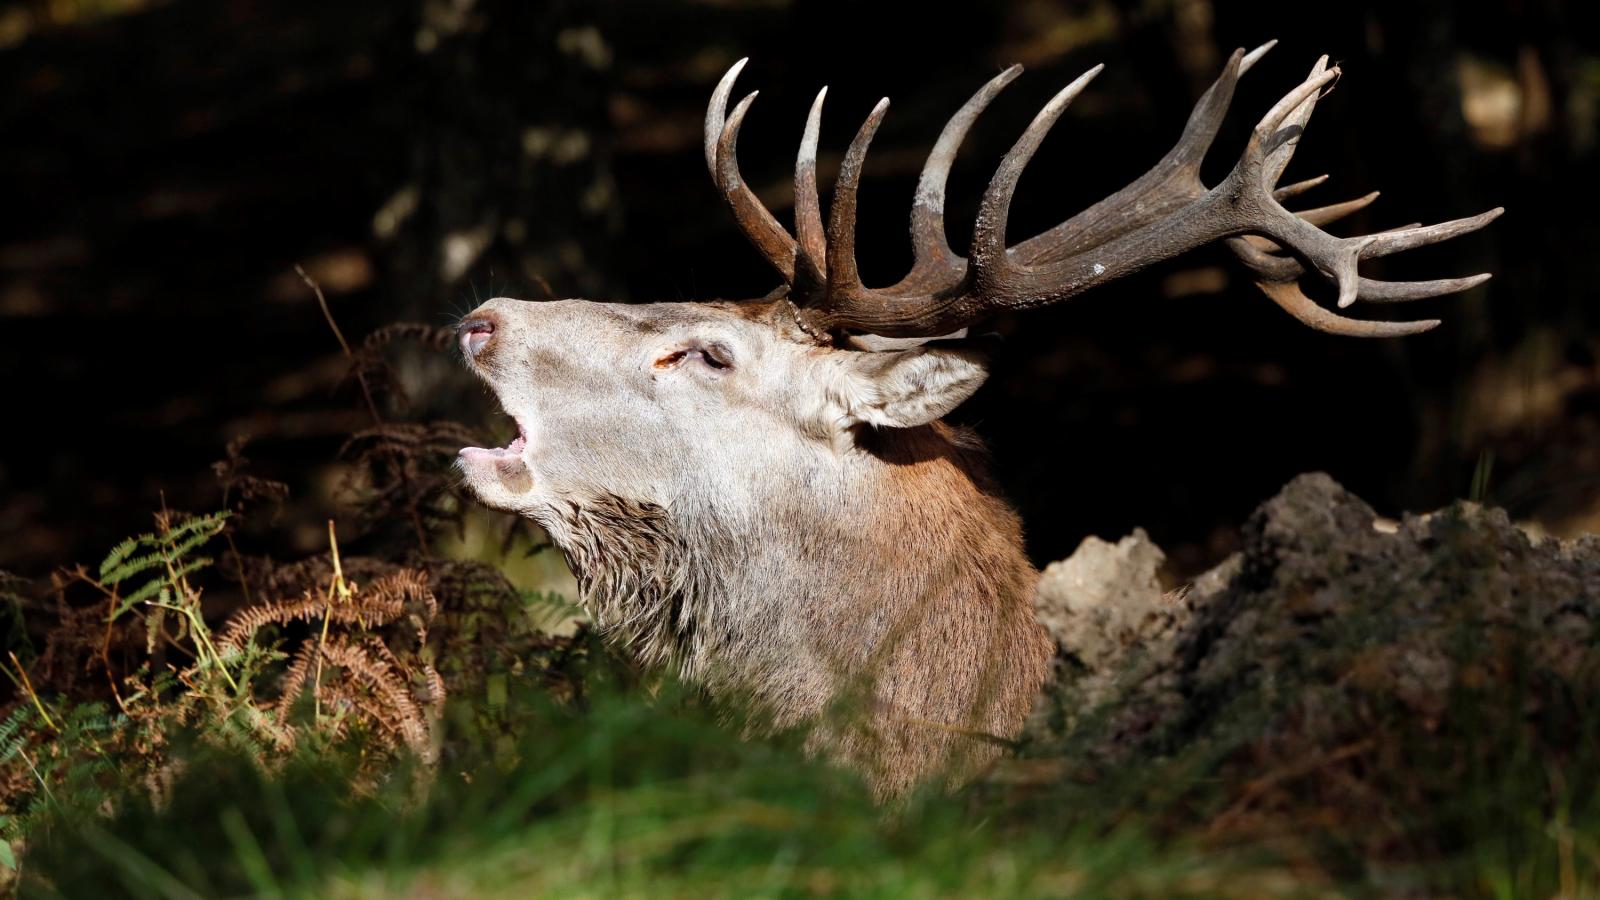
311 520 352 722
7 651 58 733
18 748 58 809
156 527 240 694
297 264 381 425
296 264 432 556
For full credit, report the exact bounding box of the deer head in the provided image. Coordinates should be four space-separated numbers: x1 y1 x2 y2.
455 44 1500 798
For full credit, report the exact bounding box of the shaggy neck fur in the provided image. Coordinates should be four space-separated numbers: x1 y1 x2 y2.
540 422 1051 799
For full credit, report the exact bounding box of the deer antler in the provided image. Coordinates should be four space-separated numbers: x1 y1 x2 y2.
702 45 1502 341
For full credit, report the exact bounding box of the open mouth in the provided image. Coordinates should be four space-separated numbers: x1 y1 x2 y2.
458 419 528 464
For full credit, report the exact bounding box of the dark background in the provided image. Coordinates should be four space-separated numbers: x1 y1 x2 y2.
1 0 1595 578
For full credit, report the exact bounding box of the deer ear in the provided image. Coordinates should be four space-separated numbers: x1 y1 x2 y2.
835 344 990 429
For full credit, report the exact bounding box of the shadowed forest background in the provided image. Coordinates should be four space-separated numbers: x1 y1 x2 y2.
2 0 1595 578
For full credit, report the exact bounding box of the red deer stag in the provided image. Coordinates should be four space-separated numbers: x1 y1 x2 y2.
455 43 1500 798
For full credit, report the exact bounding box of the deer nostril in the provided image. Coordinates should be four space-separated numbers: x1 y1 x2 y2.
459 317 495 358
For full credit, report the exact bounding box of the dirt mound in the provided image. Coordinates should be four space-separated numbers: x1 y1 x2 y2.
1022 473 1600 867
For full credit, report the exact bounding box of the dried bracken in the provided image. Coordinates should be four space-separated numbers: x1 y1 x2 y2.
339 420 481 545
217 569 433 650
343 321 462 416
219 568 444 762
316 637 435 761
211 436 291 515
361 322 458 355
0 298 590 869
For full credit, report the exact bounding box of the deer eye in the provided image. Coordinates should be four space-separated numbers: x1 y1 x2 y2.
653 342 733 371
698 342 733 369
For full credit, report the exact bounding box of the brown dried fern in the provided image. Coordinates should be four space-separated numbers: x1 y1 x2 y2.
275 642 318 722
220 567 445 763
350 322 458 413
339 421 481 547
217 591 405 651
317 637 433 762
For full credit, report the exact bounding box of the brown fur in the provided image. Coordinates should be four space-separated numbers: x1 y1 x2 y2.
540 423 1050 799
456 296 1052 799
803 424 1051 796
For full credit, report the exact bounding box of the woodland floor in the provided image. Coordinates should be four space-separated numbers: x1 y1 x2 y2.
4 471 1599 897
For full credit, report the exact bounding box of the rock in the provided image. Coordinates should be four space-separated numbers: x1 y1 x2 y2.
1029 528 1188 733
990 472 1600 882
1035 528 1175 671
1023 472 1600 776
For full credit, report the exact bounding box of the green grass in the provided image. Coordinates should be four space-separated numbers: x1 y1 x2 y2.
9 496 1600 897
12 591 1600 898
6 637 1593 890
11 640 1600 898
12 681 1300 899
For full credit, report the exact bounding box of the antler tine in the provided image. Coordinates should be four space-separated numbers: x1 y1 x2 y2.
790 67 1025 337
1009 44 1262 268
823 98 891 303
704 57 748 176
1296 191 1382 227
1215 60 1503 329
968 65 1105 287
1240 38 1278 73
899 64 1024 290
1358 273 1493 303
1356 209 1506 264
1239 190 1380 254
1166 46 1254 169
1251 65 1340 141
1274 173 1329 200
794 87 829 299
707 50 1498 342
1262 55 1329 187
1256 281 1441 337
707 64 799 281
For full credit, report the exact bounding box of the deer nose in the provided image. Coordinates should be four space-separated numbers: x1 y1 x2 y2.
459 316 496 358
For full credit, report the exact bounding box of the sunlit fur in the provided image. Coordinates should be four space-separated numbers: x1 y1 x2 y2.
456 296 1051 799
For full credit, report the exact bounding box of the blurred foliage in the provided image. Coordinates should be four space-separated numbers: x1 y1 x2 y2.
13 681 1296 899
7 488 1600 897
0 505 592 868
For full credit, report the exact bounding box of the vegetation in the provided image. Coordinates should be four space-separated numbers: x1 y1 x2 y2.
3 402 1599 897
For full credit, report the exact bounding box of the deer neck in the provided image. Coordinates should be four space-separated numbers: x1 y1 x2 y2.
543 422 1044 723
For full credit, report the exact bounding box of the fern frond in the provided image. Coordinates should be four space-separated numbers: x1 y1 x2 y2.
167 555 215 584
318 638 433 761
166 529 222 566
98 534 153 578
116 577 168 611
0 706 34 763
100 550 167 587
162 511 228 543
219 594 404 650
275 643 319 721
